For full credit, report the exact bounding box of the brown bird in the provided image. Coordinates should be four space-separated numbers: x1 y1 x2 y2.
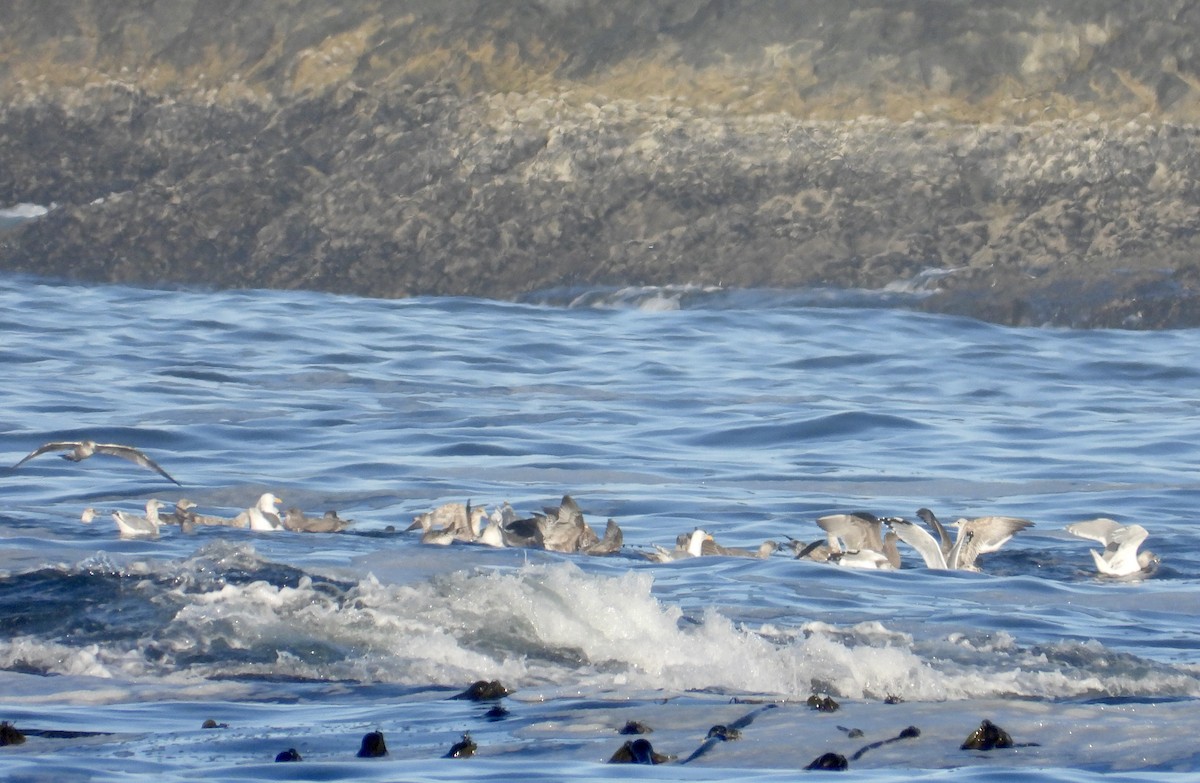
12 439 181 485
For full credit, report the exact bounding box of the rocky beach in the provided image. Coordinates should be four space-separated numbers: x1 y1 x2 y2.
2 0 1200 327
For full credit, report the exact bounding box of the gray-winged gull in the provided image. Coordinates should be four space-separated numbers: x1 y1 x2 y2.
112 498 166 538
1066 517 1159 576
13 439 181 485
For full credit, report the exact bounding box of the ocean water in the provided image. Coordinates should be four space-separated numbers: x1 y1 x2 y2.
0 274 1198 782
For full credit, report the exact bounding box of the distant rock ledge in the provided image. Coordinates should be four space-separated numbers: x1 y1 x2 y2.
2 1 1200 328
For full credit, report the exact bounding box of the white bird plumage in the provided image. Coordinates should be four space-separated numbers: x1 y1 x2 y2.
1066 518 1159 577
112 498 166 538
890 510 1032 571
236 492 284 532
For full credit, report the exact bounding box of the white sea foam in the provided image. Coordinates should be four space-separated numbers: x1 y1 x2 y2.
0 202 50 220
13 557 1193 705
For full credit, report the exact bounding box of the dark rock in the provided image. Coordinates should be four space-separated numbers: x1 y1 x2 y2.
961 719 1014 751
484 705 510 721
705 724 741 741
274 748 302 762
807 694 840 712
4 2 1200 328
609 738 671 764
201 718 228 729
444 732 477 759
849 725 923 761
453 680 512 701
0 721 25 746
805 751 849 771
357 730 388 758
618 720 652 735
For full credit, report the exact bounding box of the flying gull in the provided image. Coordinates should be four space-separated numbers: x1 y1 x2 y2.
12 439 181 485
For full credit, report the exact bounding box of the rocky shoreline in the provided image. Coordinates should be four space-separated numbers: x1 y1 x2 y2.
2 1 1200 328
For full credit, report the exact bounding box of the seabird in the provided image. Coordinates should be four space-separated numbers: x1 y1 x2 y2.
236 492 283 532
786 537 833 562
177 499 244 528
916 507 955 554
283 508 352 533
1065 517 1159 576
158 498 196 527
12 439 181 485
420 526 456 545
538 495 599 553
583 518 624 555
477 504 516 547
644 529 710 562
478 516 506 548
884 516 949 569
947 515 1033 570
828 531 901 569
702 537 779 558
410 501 485 542
817 512 901 568
907 509 1032 570
112 498 166 538
498 514 545 548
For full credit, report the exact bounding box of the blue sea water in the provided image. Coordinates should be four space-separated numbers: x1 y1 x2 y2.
0 275 1198 781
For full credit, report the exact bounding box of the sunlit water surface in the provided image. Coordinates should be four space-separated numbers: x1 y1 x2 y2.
0 277 1198 781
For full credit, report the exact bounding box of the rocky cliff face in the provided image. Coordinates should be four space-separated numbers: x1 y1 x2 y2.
2 1 1200 327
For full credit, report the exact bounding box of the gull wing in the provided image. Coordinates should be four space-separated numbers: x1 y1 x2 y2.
885 517 947 569
961 516 1033 554
1065 517 1124 546
816 512 883 553
12 441 80 468
94 443 182 485
1101 523 1151 575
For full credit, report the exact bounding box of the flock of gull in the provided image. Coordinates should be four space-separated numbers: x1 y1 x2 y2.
11 439 1160 578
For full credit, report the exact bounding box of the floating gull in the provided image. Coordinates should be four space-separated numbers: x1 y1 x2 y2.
916 507 955 555
174 499 244 529
828 531 900 570
477 503 518 547
497 513 545 549
234 492 284 532
947 515 1033 570
420 526 457 546
157 499 190 527
283 508 352 533
12 439 181 485
644 529 710 563
538 495 599 553
701 536 778 558
112 499 166 538
410 501 485 542
817 512 901 569
478 515 506 548
1065 517 1159 577
899 509 1032 570
583 518 625 555
786 537 833 562
884 516 950 569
